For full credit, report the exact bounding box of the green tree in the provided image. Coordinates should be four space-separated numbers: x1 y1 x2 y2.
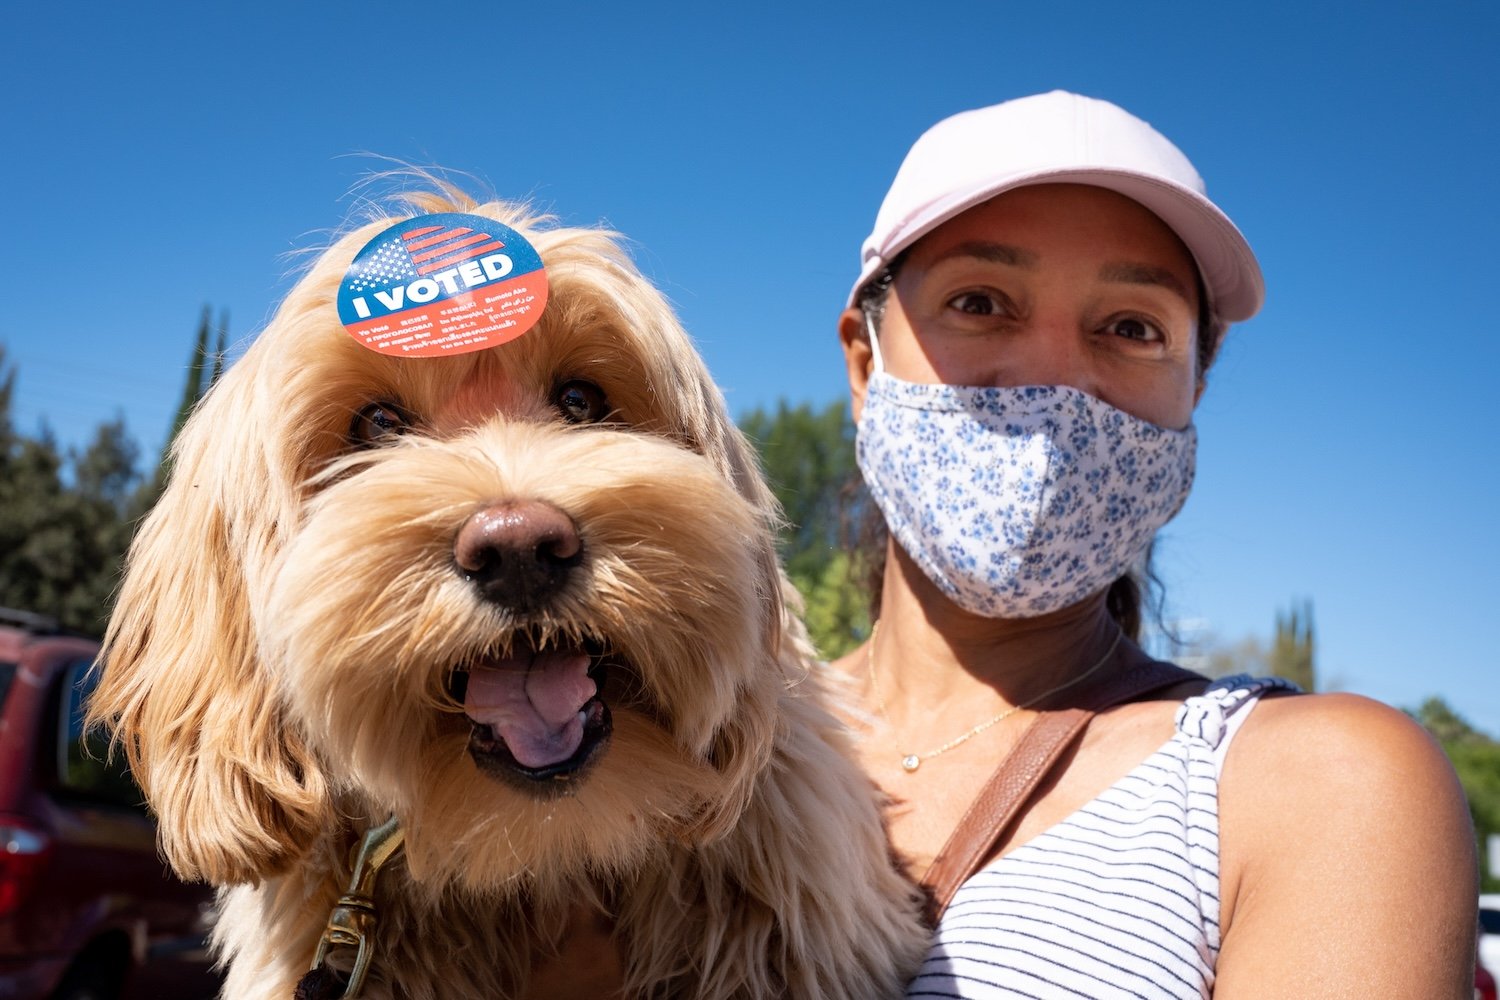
147 305 227 504
1411 696 1500 893
1413 696 1492 748
739 401 855 578
0 309 228 634
0 347 141 633
794 551 869 660
739 400 867 658
51 418 140 631
1269 600 1316 691
0 351 69 619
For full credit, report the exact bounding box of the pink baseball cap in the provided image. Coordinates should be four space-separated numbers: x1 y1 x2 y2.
849 91 1264 327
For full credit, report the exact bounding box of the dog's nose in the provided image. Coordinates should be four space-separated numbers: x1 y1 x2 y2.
454 501 582 609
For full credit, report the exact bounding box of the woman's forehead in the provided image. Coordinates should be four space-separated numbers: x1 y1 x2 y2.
907 183 1199 282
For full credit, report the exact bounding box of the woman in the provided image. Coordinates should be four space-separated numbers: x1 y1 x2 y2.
833 91 1477 997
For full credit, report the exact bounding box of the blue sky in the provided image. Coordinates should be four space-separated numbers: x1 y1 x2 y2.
3 2 1497 730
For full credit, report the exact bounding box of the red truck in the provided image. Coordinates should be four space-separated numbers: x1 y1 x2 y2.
0 608 219 1000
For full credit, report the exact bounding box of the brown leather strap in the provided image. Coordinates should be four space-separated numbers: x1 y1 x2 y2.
919 658 1202 923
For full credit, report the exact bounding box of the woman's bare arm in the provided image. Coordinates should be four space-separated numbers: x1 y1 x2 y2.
1215 692 1477 999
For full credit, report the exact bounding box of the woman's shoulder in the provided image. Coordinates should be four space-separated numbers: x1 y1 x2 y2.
1229 686 1455 782
1223 686 1467 821
1213 688 1478 993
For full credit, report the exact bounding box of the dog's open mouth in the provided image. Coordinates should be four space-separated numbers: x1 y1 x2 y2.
450 634 612 790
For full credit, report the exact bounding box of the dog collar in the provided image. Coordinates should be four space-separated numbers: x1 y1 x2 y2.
297 816 406 999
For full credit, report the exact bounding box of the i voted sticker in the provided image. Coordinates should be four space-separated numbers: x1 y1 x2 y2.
337 212 549 358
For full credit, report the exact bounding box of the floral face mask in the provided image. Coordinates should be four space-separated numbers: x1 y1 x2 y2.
854 324 1197 618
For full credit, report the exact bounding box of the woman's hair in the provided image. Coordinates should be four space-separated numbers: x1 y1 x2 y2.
849 251 1218 642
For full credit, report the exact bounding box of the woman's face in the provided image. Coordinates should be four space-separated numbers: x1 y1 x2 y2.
843 183 1204 430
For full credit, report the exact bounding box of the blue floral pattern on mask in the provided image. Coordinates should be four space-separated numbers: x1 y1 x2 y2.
855 374 1197 618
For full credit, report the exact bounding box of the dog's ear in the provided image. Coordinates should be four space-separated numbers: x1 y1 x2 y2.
89 355 332 885
712 416 788 648
686 411 811 842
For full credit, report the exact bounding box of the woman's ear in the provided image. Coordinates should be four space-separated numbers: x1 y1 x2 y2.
1193 322 1227 407
839 307 874 424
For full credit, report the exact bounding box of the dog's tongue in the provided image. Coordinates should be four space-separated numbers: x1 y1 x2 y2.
464 649 595 769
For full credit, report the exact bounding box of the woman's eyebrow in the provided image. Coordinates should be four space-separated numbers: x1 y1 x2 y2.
928 240 1039 268
1099 262 1193 305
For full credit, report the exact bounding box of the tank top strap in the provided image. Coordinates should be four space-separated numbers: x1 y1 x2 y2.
1173 674 1300 752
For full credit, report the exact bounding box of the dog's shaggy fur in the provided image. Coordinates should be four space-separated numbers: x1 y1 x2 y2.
88 190 927 999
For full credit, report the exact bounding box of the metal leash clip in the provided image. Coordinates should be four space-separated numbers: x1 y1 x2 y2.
306 816 405 999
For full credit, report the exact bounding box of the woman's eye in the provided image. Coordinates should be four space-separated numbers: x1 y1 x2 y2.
350 401 411 445
552 380 611 424
948 291 1002 316
1105 317 1164 342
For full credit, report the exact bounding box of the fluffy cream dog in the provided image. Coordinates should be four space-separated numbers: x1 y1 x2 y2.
89 190 926 999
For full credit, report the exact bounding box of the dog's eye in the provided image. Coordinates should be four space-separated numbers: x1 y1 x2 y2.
350 402 411 445
552 380 611 424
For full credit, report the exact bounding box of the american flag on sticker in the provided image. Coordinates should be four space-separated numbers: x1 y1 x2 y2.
344 225 508 294
403 225 507 275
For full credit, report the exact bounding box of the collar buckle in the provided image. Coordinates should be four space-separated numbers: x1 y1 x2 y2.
306 816 405 998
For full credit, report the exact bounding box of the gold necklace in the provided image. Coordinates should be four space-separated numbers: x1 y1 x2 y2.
867 621 1124 773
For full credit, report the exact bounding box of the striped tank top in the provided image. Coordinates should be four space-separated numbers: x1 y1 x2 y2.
907 675 1296 999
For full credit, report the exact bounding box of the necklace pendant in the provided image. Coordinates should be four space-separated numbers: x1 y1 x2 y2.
901 754 921 773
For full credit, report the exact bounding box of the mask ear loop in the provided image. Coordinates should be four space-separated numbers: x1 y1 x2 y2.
864 311 887 375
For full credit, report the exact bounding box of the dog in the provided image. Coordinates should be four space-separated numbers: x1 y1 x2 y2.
89 188 927 999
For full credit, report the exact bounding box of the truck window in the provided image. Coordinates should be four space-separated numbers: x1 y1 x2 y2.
58 660 145 809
